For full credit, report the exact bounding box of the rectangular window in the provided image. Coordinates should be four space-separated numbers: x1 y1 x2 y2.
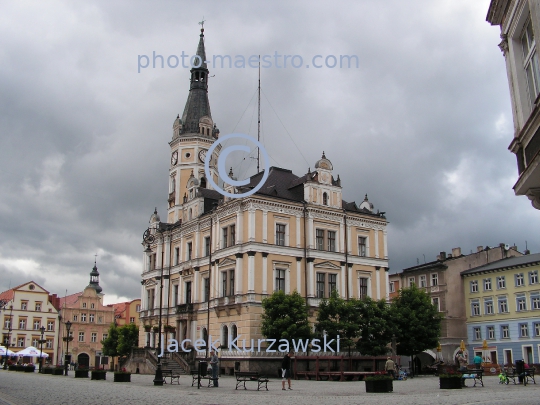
35 302 41 311
520 323 529 338
17 337 24 347
222 227 228 248
316 273 326 298
327 231 336 252
136 304 140 312
98 317 102 323
473 327 481 340
530 270 538 285
517 296 527 311
91 332 97 343
316 229 325 251
359 277 368 300
471 301 480 316
21 302 27 310
19 318 26 329
419 275 427 288
521 18 540 106
130 317 135 323
185 281 192 304
487 326 495 340
91 303 94 309
329 274 337 293
431 274 438 286
432 297 440 311
408 277 415 287
485 299 494 315
276 224 286 246
358 236 367 257
4 317 11 329
222 271 227 297
389 282 395 293
78 332 84 342
275 269 286 292
470 280 478 293
229 269 235 296
82 302 87 309
203 278 209 302
187 242 192 260
173 285 178 307
484 278 492 291
497 276 506 289
535 323 540 337
81 313 87 322
499 298 508 313
89 314 94 322
103 333 108 341
46 339 53 349
73 315 78 322
47 321 54 331
2 335 8 345
230 224 235 246
516 273 525 287
175 247 180 264
33 320 40 330
205 237 210 257
32 338 39 347
532 295 540 309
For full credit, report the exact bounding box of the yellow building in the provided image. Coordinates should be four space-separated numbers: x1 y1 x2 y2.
138 29 389 371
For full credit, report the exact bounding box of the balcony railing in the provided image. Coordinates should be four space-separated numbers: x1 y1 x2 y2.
176 303 194 314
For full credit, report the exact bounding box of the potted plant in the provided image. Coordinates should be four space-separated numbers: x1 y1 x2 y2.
365 373 394 393
62 336 74 342
75 365 89 378
52 366 64 375
144 324 152 332
113 368 132 382
164 325 175 333
439 370 463 389
152 326 159 333
43 365 53 374
23 363 35 372
91 369 107 380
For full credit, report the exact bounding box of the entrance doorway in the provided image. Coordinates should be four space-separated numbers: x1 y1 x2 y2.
524 346 533 365
504 349 513 366
77 353 90 368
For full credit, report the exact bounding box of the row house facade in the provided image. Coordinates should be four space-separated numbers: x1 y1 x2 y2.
139 28 389 358
462 253 540 366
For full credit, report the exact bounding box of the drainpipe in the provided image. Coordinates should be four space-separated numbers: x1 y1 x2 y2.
343 211 349 300
303 201 308 305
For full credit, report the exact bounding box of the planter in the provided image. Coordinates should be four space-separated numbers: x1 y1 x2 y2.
439 377 462 389
23 366 35 372
52 368 64 375
365 379 393 393
75 369 89 378
113 373 131 382
8 365 17 371
43 368 53 374
91 370 107 380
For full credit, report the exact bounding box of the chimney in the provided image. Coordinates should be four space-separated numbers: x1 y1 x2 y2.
477 246 483 252
439 251 446 260
452 247 462 257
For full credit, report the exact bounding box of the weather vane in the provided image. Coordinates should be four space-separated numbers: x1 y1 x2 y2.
198 17 206 30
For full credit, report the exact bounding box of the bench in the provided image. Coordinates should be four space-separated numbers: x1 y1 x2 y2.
190 370 217 388
235 371 269 391
462 369 483 387
502 367 536 385
161 369 180 385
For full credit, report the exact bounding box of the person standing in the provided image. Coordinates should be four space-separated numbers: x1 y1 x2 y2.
473 354 483 369
209 350 219 387
281 351 293 390
385 357 396 379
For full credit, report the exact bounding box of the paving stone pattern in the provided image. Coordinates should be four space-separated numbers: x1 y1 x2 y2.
1 371 540 405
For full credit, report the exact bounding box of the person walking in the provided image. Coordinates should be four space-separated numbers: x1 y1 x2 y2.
281 351 293 390
385 357 396 379
209 350 219 387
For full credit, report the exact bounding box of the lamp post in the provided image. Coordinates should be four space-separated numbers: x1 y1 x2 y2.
3 304 13 370
38 326 45 373
64 321 72 376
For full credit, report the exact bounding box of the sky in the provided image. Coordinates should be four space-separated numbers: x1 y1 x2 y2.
0 0 538 304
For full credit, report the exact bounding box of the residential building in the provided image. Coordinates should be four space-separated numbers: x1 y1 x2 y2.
487 1 540 210
0 281 61 364
139 28 389 372
58 262 115 368
109 299 141 327
390 244 522 367
462 253 540 366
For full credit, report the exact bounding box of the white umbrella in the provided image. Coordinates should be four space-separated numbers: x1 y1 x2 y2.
15 346 49 357
0 346 16 356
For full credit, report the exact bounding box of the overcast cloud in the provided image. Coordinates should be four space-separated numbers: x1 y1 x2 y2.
0 0 538 303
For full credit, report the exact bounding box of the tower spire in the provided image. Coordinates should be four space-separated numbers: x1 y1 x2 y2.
88 260 103 294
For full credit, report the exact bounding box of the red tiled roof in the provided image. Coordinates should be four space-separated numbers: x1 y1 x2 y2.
108 302 128 318
58 292 83 307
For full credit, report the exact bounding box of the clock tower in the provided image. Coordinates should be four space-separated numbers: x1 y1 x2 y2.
167 28 221 224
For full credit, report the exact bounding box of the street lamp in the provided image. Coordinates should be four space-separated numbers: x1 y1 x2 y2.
3 304 13 370
38 326 46 373
64 321 72 376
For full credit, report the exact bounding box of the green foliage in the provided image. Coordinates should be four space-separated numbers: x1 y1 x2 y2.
364 373 394 381
101 323 119 357
391 285 442 356
354 297 395 356
315 289 358 350
117 323 139 357
260 290 311 344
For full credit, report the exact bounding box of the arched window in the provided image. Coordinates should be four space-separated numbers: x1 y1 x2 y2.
207 128 210 136
200 177 207 188
188 208 192 220
231 324 238 346
323 192 328 205
222 325 229 349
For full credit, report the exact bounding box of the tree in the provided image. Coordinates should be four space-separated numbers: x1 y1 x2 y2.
353 297 395 356
261 290 311 346
315 289 358 351
117 323 139 357
391 285 442 357
101 323 119 370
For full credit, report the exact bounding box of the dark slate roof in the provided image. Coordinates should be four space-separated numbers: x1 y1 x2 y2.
402 260 447 273
461 253 540 276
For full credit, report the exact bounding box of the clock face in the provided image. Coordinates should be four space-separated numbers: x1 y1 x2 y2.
171 151 178 165
198 149 207 163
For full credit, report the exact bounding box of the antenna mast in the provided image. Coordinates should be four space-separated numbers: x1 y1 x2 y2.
257 55 261 173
